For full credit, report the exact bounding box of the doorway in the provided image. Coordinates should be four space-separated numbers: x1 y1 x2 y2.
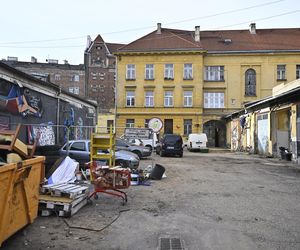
203 120 226 147
164 119 173 134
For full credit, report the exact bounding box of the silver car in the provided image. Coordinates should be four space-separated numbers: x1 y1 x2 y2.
59 140 139 169
116 138 152 159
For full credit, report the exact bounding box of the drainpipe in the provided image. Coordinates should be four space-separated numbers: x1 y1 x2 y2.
114 56 118 134
56 86 61 144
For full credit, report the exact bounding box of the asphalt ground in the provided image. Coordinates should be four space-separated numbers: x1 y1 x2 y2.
2 150 300 250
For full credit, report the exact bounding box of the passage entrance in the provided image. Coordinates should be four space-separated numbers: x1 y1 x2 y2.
164 119 173 134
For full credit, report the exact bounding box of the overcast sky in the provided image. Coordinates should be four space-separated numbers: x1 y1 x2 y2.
1 0 299 65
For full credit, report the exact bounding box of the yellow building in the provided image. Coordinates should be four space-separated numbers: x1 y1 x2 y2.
115 23 300 147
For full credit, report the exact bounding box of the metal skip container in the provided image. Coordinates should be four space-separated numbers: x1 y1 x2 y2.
0 156 45 246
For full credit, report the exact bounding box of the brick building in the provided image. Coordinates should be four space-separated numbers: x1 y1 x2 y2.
2 57 85 97
84 35 124 112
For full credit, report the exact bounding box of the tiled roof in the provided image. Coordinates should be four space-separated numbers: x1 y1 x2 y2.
106 43 125 53
117 27 300 53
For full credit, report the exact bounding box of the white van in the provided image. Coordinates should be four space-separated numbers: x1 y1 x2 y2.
187 133 208 151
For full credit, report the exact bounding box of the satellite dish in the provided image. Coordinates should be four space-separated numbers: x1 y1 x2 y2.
148 117 163 133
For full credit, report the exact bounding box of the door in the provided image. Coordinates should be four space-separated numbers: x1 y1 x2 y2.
203 120 226 147
257 114 268 155
164 119 173 134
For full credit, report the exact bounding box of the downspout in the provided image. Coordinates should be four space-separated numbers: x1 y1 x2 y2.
56 86 61 144
114 55 119 134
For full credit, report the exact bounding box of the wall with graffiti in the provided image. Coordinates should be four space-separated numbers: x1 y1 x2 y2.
0 78 43 118
0 76 96 146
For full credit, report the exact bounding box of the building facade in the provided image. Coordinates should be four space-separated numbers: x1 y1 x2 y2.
0 62 97 145
226 79 300 164
115 23 300 146
84 35 124 112
2 57 85 97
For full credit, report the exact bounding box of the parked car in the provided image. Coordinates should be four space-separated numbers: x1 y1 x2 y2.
187 133 208 151
156 134 183 157
116 138 152 159
124 138 144 147
59 140 139 169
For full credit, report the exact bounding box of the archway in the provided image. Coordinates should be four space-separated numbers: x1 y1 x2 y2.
203 120 226 147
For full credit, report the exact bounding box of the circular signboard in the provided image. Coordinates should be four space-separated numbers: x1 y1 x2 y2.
148 117 163 133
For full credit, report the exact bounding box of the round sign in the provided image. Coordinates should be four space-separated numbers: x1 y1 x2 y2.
148 117 163 133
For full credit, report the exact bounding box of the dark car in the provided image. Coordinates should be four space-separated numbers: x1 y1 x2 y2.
156 134 183 157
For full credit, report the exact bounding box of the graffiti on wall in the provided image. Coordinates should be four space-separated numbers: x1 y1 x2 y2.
75 117 83 140
0 79 43 118
28 123 55 146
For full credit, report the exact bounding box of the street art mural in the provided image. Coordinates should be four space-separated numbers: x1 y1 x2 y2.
0 79 43 118
27 123 55 146
75 117 84 140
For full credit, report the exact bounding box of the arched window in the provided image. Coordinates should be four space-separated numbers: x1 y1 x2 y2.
245 69 256 96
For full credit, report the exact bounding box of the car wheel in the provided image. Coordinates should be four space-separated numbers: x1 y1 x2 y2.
132 150 142 159
160 150 164 157
146 145 152 151
116 160 126 168
179 153 183 158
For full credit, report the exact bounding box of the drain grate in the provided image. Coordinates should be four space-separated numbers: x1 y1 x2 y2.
159 237 184 250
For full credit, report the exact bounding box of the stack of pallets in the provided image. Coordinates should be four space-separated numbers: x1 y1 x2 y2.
39 183 90 217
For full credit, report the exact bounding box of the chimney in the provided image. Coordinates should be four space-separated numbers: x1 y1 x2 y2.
156 23 161 34
195 26 200 42
31 56 37 63
250 23 256 34
86 35 92 49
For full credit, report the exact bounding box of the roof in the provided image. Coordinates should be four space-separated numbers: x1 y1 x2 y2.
86 34 125 54
0 62 97 108
2 60 85 70
117 27 300 53
224 84 300 120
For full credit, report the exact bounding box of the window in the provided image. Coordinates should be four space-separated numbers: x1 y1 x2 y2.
205 66 224 81
296 65 300 79
69 87 74 93
277 65 286 80
183 91 193 107
164 91 173 107
145 119 150 128
145 91 154 107
164 64 174 79
70 75 79 82
107 120 114 133
70 142 85 151
74 87 79 95
184 119 192 136
204 92 224 108
54 74 61 81
126 119 135 128
145 64 154 79
126 64 136 79
126 91 135 106
245 69 256 96
183 64 193 79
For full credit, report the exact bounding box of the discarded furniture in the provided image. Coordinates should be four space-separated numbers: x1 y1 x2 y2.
0 156 45 246
89 162 130 204
0 124 37 159
39 183 89 217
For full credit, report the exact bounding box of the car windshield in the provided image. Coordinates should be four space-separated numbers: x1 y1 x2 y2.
165 136 182 143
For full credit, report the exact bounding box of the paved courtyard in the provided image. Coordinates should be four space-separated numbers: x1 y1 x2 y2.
2 150 300 250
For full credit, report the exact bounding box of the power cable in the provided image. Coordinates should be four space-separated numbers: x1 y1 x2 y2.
0 0 285 45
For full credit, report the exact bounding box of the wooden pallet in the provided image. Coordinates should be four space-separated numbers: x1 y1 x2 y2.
41 183 89 199
39 194 88 217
